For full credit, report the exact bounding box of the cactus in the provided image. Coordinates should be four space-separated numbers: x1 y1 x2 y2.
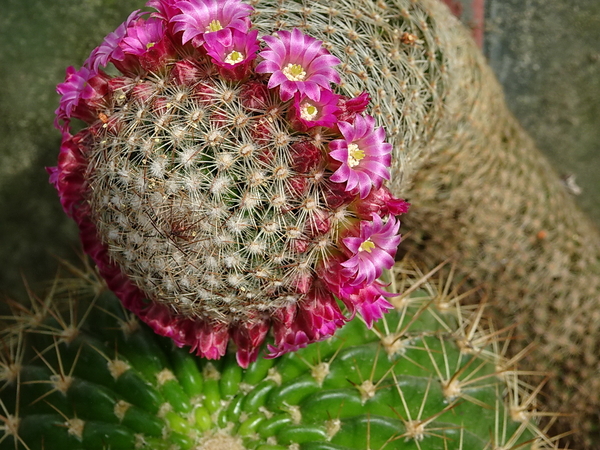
50 0 409 369
0 260 560 450
47 0 600 446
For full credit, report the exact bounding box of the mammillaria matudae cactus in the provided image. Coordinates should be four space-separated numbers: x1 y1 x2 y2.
49 0 409 368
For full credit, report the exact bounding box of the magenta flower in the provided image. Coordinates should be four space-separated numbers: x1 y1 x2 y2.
289 141 322 173
296 284 347 340
335 91 371 123
318 254 361 301
290 90 340 130
352 185 410 220
239 80 270 109
231 316 270 367
170 59 202 85
323 179 357 209
341 214 401 286
85 10 142 72
56 66 96 120
118 17 176 71
329 114 392 199
171 0 253 47
55 66 110 127
146 0 180 21
48 130 88 216
319 255 395 328
183 319 230 360
267 325 309 359
204 28 259 79
267 284 346 358
341 281 394 328
120 17 166 56
267 305 310 358
256 28 341 102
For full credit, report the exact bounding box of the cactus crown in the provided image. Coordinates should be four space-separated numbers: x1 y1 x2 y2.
50 0 408 366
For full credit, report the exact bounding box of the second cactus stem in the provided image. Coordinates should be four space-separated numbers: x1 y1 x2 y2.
0 260 559 449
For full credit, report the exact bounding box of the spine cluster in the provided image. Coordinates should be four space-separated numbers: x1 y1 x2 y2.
50 0 408 366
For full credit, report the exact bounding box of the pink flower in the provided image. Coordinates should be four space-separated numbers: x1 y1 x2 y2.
329 114 392 199
256 28 341 102
171 0 253 48
319 257 394 327
335 91 370 123
142 302 187 343
119 17 175 71
48 130 88 216
239 80 270 110
231 317 270 367
182 319 230 360
55 66 96 120
120 17 166 56
290 90 340 130
170 59 202 85
296 283 347 340
204 28 259 79
147 0 180 21
305 209 331 238
341 281 394 328
267 305 310 358
352 186 410 220
323 180 356 209
266 326 309 359
55 66 110 127
317 255 395 328
318 254 359 301
267 285 346 358
85 10 142 72
341 214 401 286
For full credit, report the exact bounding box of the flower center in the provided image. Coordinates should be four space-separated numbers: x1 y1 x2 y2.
347 143 365 168
206 20 223 33
146 42 156 50
282 63 307 82
359 239 376 253
300 102 319 120
225 51 244 65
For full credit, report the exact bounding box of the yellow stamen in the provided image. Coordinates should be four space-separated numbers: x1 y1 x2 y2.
225 50 244 65
146 42 156 50
347 143 365 168
282 63 307 82
359 239 376 253
300 102 319 120
206 20 223 33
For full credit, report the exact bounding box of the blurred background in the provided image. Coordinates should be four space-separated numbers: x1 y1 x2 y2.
1 0 599 298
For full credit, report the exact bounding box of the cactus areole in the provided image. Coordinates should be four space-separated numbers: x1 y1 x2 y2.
49 0 409 367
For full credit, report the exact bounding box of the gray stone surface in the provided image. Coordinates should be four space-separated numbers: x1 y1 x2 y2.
485 0 600 229
0 0 142 298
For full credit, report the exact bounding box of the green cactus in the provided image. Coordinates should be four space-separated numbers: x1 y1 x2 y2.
0 261 559 450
